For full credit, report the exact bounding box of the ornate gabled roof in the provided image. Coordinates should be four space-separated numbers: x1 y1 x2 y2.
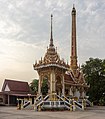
44 46 59 63
33 15 69 70
33 44 69 70
64 68 88 87
64 74 75 84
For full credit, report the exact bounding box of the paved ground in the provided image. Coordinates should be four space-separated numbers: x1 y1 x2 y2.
0 106 105 119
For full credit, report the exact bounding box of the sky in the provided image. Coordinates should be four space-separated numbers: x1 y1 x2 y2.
0 0 105 90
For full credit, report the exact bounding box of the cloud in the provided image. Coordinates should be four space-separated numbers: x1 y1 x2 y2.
0 0 105 89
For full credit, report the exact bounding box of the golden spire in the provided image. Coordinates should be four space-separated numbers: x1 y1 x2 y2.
49 14 54 47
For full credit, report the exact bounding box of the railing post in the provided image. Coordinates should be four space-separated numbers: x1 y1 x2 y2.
82 100 84 110
84 99 86 109
59 101 60 107
21 99 23 109
63 96 65 101
70 104 72 111
38 105 41 111
92 102 93 106
50 101 51 107
17 98 19 110
34 103 37 111
73 99 76 111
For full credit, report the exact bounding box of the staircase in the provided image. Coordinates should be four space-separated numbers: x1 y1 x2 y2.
35 94 84 111
21 94 89 111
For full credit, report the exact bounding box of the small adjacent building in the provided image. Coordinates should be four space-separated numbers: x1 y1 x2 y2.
0 79 33 105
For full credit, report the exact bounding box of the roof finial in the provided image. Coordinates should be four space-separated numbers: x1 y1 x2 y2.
50 14 54 47
73 4 75 8
72 4 76 14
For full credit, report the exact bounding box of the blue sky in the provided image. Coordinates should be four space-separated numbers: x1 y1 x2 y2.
0 0 105 89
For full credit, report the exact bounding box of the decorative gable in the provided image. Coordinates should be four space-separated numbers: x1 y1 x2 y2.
4 84 10 91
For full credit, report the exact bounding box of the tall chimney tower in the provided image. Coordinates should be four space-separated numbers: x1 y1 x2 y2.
70 5 78 74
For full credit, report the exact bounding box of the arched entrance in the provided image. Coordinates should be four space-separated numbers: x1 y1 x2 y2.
41 75 49 96
56 76 62 96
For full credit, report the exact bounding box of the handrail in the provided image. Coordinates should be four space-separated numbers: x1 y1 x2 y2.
57 95 72 105
56 95 64 101
61 95 70 102
56 95 72 109
36 94 50 106
74 101 82 110
23 101 30 108
86 99 92 106
35 95 42 101
35 95 43 105
43 95 49 101
37 100 43 107
74 101 82 107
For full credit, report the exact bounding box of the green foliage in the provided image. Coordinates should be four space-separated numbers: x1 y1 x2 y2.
30 78 48 96
30 79 38 94
81 58 105 105
99 96 105 106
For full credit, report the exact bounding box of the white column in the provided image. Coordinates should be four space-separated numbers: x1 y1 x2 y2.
8 94 10 105
50 73 53 94
69 87 73 96
50 70 56 94
52 72 56 93
62 75 65 96
38 75 41 95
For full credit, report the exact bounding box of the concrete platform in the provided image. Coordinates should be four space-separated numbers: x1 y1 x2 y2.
0 106 105 119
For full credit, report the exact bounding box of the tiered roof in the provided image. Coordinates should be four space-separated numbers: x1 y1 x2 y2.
33 15 69 70
33 13 88 88
64 69 88 87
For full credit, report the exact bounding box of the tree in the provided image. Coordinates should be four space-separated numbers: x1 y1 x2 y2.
81 58 105 105
30 79 38 94
30 78 48 96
